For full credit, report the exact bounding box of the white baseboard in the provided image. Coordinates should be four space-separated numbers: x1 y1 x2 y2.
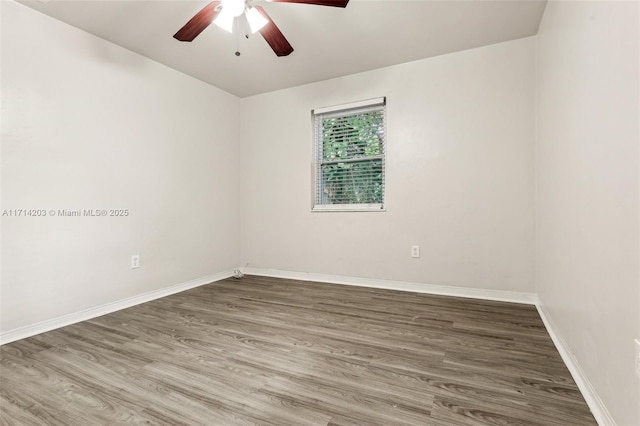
243 267 538 305
535 303 615 426
0 270 234 345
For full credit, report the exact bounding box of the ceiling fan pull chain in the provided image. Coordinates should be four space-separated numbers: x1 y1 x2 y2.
233 17 240 56
235 19 241 56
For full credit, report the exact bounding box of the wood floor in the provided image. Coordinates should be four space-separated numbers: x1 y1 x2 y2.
1 275 596 425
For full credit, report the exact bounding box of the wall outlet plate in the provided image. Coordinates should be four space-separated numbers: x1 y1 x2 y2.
131 255 140 269
411 245 420 258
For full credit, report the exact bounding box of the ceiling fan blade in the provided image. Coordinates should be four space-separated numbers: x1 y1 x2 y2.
255 6 294 57
267 0 349 7
174 1 221 42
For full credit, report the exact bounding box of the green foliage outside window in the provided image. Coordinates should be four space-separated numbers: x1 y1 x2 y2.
319 110 385 205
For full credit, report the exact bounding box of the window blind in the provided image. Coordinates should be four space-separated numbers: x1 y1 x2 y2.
313 98 386 211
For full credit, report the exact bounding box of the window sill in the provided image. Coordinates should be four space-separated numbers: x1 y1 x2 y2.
312 204 385 212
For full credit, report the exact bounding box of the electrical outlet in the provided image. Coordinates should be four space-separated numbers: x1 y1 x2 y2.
635 339 640 378
131 255 140 269
411 245 420 258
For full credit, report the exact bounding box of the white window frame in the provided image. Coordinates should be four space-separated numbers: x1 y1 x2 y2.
312 97 386 212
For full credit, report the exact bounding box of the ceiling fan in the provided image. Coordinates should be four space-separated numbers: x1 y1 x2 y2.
174 0 349 57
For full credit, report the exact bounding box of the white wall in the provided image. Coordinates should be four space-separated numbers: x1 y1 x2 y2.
1 1 240 335
240 37 536 293
536 1 640 425
3 1 639 422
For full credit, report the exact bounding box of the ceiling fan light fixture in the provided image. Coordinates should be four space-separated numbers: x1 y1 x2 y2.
246 7 268 33
213 8 235 33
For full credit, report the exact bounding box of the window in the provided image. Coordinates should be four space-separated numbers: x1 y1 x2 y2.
312 97 386 211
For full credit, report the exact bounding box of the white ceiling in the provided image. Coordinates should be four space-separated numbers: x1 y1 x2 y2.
17 0 547 97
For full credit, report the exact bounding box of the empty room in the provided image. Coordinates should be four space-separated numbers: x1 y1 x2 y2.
1 0 639 425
